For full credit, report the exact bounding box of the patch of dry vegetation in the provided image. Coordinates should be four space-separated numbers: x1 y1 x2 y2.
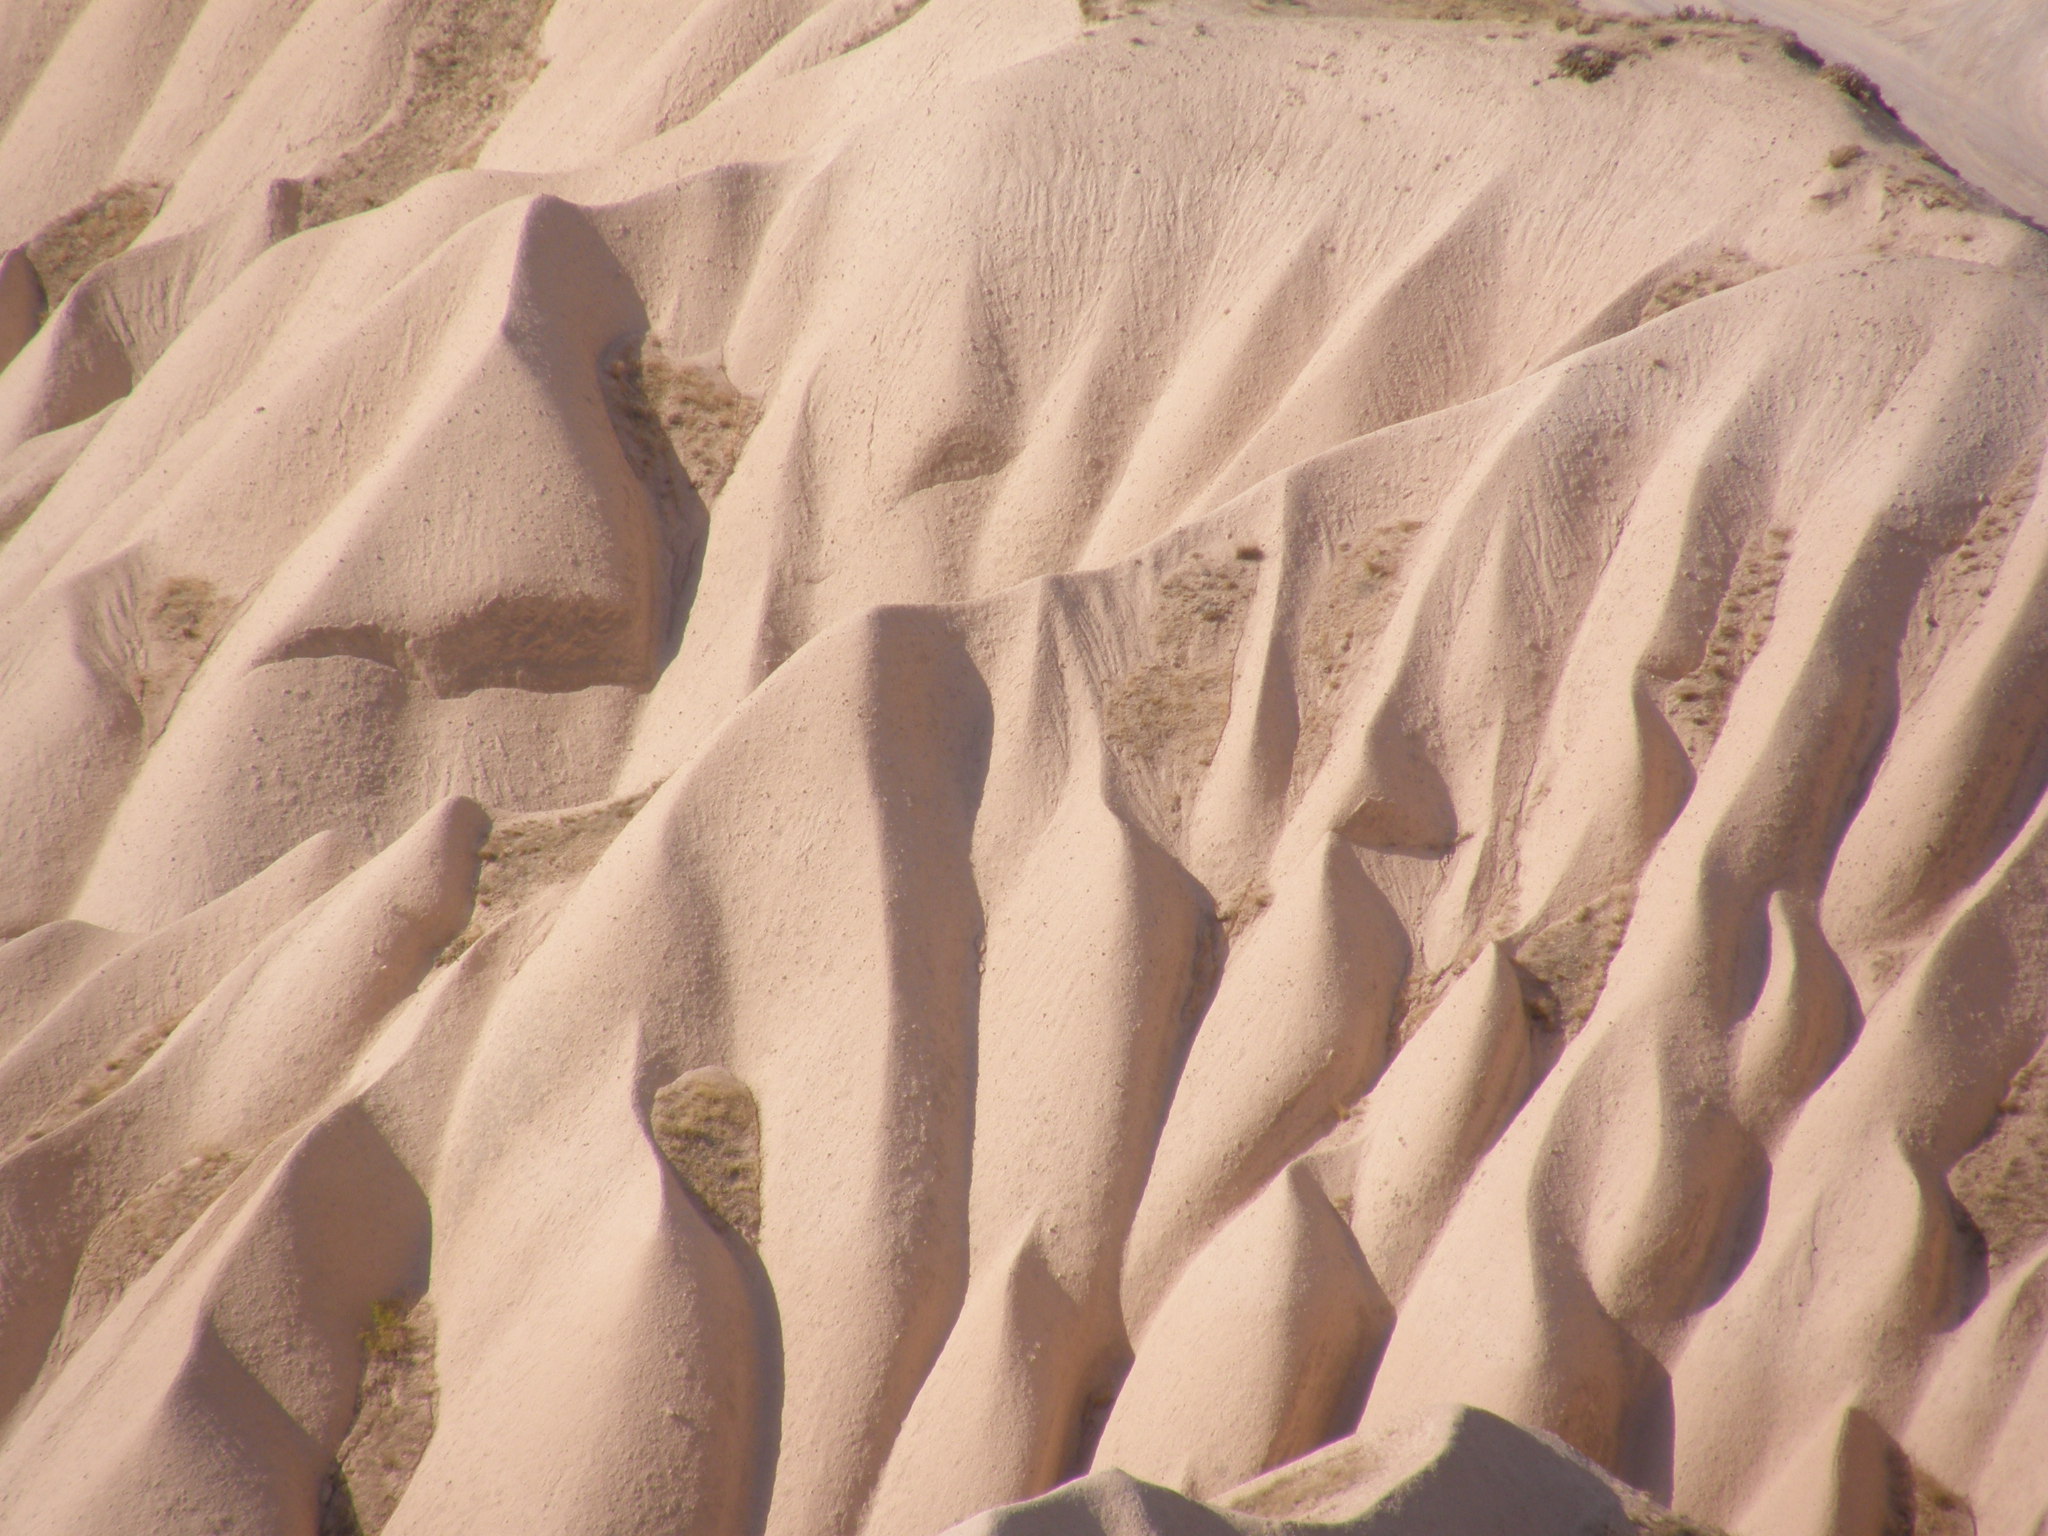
319 1298 439 1536
1511 885 1635 1037
438 787 655 964
1293 518 1426 793
299 0 556 229
1626 1498 1737 1536
135 576 228 743
1882 152 1978 215
1216 876 1274 940
1883 1443 1977 1536
1388 960 1464 1048
24 181 164 308
651 1067 763 1243
1657 525 1792 764
1952 1043 2048 1275
53 1150 246 1365
604 338 761 505
1899 447 2039 708
1639 249 1769 323
1819 61 1885 112
1296 0 1608 23
1553 41 1622 81
11 1012 186 1151
1104 549 1261 830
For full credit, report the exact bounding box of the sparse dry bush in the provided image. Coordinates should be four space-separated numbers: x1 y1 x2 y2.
1217 876 1274 940
136 575 227 743
1883 1444 1978 1536
1899 448 2038 706
1553 41 1622 81
1819 61 1885 111
1884 162 1974 213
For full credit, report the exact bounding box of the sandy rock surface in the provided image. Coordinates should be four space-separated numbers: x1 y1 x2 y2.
2 1 2046 1534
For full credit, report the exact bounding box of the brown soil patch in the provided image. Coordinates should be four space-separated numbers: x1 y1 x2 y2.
651 1067 763 1243
11 1012 186 1152
1899 446 2039 710
1883 160 1975 214
1104 548 1261 829
1273 0 1610 23
1639 249 1769 324
1884 1443 1977 1536
1952 1042 2048 1275
299 0 557 229
603 338 761 505
1656 525 1792 765
1293 518 1426 795
438 786 656 964
135 576 229 744
24 181 165 308
53 1149 246 1365
319 1297 439 1536
1216 875 1275 941
1511 884 1636 1037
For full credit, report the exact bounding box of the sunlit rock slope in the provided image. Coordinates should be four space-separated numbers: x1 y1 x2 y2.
2 3 2047 1535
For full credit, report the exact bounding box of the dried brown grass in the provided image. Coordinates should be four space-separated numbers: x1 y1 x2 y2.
319 1298 439 1536
1512 885 1635 1037
54 1149 246 1365
1657 526 1792 764
651 1067 763 1243
1899 447 2039 708
300 0 555 229
24 181 164 308
1952 1045 2048 1275
135 575 228 744
1104 550 1261 834
1293 518 1426 793
604 339 761 505
438 787 655 964
1639 249 1768 323
12 1012 185 1151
